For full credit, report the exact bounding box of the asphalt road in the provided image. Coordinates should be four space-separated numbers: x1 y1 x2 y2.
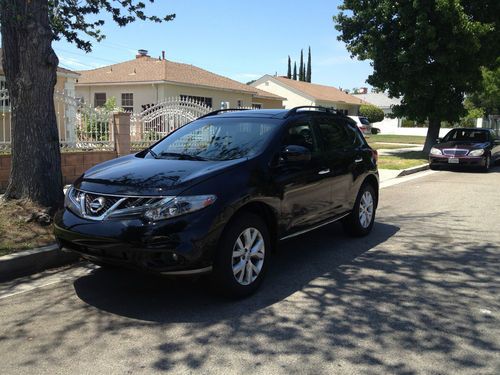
1 166 499 374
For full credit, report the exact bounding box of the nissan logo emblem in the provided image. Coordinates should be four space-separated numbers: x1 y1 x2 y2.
89 197 106 214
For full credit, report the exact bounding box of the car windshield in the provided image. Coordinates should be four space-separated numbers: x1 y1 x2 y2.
443 129 489 143
149 117 281 161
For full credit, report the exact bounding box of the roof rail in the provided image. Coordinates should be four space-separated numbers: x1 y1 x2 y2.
198 108 250 119
284 106 338 118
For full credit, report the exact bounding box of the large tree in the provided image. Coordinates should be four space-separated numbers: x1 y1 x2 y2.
287 56 292 79
468 61 500 116
306 46 312 83
0 1 174 212
334 0 499 153
299 49 304 81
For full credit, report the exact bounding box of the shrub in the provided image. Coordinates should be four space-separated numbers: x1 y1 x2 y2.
359 104 384 123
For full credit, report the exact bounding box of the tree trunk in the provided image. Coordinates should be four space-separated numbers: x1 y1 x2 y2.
423 117 441 154
1 0 63 212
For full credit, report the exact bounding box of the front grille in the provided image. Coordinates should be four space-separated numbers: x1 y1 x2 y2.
70 189 166 220
84 193 121 217
443 149 469 156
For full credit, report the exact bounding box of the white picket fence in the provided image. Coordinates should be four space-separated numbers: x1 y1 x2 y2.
0 92 258 153
0 89 114 152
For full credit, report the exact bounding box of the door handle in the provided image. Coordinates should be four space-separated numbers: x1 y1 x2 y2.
318 169 330 175
355 157 363 163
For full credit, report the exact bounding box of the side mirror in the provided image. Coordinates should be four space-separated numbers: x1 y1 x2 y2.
281 145 311 163
435 138 442 144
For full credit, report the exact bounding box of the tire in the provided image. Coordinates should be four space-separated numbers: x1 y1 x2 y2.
429 163 439 170
342 183 377 237
482 155 491 173
212 213 271 298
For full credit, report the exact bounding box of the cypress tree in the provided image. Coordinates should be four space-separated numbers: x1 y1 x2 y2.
287 56 292 79
293 62 297 80
306 46 312 82
299 49 304 81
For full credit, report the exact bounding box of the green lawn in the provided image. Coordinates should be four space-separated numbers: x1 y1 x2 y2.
370 143 423 151
366 134 426 145
378 151 429 170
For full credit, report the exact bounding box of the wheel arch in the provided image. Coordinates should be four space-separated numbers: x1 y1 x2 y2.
361 174 379 208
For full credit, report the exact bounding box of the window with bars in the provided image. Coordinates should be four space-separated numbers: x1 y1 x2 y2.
180 95 213 108
121 93 134 112
94 93 107 107
252 103 262 109
0 79 10 108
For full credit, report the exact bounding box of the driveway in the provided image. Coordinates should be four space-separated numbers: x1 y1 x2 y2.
1 167 499 374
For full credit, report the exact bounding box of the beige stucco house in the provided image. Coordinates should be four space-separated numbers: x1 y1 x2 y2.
75 50 284 112
0 48 79 143
251 75 366 115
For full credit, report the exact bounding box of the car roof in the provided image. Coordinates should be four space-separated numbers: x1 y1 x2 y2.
204 108 354 121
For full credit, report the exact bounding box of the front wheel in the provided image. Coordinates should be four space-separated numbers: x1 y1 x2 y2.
212 213 270 298
342 184 377 237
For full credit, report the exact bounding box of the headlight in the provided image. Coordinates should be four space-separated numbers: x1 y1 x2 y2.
144 195 217 221
430 147 442 155
64 186 82 214
468 149 484 157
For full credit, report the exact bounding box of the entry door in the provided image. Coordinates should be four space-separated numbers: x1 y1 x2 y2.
273 118 334 235
314 116 356 215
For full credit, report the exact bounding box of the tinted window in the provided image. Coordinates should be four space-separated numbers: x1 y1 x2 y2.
443 129 489 142
150 118 280 161
316 117 352 149
283 120 319 153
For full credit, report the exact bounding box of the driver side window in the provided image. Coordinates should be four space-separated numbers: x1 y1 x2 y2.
282 120 319 154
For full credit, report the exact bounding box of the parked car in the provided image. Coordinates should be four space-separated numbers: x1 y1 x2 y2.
348 115 372 135
429 128 500 172
55 106 379 297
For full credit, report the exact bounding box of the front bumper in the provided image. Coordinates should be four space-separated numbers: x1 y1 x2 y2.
429 155 487 167
54 207 222 274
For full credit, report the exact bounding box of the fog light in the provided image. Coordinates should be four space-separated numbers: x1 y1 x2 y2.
172 253 178 261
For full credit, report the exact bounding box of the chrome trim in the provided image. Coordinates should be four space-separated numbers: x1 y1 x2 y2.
70 188 170 221
318 169 330 175
75 188 171 199
160 266 213 275
442 148 469 156
279 212 350 241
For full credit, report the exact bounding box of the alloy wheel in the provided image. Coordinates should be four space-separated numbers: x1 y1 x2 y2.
232 227 265 286
359 191 374 229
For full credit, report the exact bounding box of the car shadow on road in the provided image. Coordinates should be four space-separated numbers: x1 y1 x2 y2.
73 221 399 323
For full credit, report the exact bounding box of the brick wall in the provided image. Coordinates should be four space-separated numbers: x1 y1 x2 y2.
0 151 118 192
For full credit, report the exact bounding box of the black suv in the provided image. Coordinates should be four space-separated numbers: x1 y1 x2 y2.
55 107 379 297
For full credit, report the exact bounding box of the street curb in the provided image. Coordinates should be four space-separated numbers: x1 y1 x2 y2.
0 244 79 282
397 163 430 177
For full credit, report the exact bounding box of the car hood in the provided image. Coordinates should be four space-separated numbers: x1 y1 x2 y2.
74 154 247 196
435 141 490 150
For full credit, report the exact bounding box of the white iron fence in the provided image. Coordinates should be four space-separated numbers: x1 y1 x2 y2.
130 97 212 150
0 89 114 153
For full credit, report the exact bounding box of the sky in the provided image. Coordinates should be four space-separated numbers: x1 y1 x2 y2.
50 0 373 90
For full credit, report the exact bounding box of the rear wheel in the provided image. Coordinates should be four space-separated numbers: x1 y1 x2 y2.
212 213 270 298
342 184 376 237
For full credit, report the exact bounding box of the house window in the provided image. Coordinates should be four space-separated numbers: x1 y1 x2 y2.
94 93 106 107
252 103 262 109
237 100 243 108
180 95 213 108
121 93 134 112
0 78 10 108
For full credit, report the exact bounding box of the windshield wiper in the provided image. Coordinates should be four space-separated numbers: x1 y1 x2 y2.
147 148 159 159
157 152 208 161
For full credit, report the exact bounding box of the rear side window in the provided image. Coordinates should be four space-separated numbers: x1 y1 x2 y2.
283 120 319 153
316 116 354 150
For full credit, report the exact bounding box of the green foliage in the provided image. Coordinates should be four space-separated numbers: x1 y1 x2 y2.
299 49 304 81
47 1 175 52
293 62 297 80
359 104 384 123
334 0 499 125
306 46 312 83
468 61 500 115
287 56 292 79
